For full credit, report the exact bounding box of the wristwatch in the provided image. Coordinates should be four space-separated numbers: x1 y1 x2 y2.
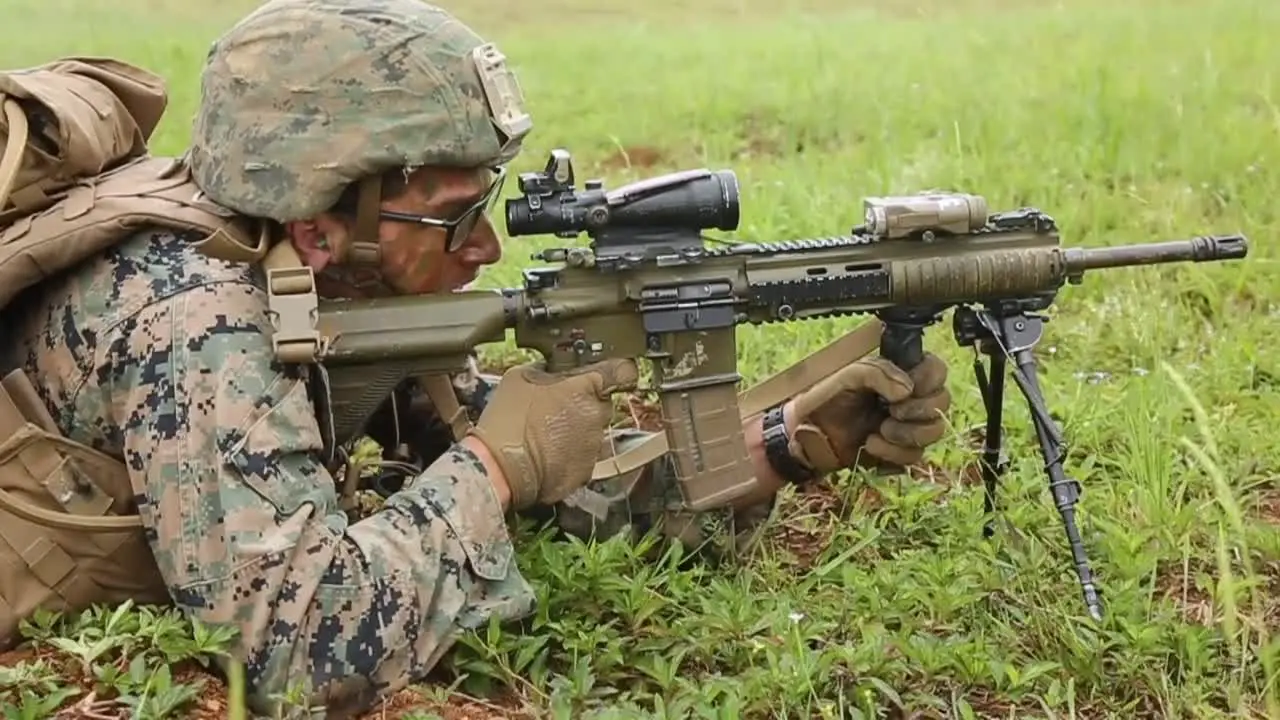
760 403 817 485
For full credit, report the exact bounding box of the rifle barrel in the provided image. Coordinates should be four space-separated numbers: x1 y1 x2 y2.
1065 234 1248 273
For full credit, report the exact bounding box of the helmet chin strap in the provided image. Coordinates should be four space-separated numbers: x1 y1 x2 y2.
345 173 384 266
307 174 398 299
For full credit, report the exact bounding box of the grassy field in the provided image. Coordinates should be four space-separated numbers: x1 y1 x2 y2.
2 0 1278 717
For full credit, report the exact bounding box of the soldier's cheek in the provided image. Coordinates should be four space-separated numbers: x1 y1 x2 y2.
382 239 446 295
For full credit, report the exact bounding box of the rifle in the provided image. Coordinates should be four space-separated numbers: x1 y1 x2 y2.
269 149 1249 621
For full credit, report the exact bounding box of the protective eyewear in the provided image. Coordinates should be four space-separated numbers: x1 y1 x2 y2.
376 166 507 252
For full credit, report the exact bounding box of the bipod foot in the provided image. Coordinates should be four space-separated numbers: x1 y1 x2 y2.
954 298 1104 622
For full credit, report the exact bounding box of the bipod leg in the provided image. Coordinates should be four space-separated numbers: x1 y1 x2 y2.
970 344 1008 539
973 308 1104 621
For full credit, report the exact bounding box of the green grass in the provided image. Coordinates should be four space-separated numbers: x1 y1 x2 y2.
3 0 1279 717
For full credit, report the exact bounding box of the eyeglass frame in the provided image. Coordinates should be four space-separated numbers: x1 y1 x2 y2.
374 165 508 253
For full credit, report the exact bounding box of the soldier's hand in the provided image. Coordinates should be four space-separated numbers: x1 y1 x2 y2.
466 358 639 510
786 353 951 472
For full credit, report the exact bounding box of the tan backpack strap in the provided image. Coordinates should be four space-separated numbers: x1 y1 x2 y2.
1 371 58 433
0 96 28 213
191 222 272 265
0 484 140 532
589 319 884 481
419 374 475 441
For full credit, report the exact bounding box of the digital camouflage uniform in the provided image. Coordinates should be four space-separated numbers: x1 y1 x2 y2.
0 0 768 715
1 224 759 715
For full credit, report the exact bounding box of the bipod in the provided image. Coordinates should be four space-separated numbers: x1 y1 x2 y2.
952 295 1104 622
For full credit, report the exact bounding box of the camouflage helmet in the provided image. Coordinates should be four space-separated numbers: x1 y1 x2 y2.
187 0 532 222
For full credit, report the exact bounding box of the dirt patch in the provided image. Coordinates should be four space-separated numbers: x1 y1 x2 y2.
172 664 230 720
1261 562 1280 628
0 650 230 720
729 113 786 160
355 687 533 720
592 117 847 171
768 481 853 569
1154 554 1280 632
1248 486 1280 525
730 134 783 161
598 145 667 171
762 457 982 570
1153 558 1217 627
907 458 983 490
0 641 532 720
963 687 1114 720
726 109 853 161
0 644 42 666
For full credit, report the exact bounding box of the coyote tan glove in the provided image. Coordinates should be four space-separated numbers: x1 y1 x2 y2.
467 358 640 510
788 353 951 472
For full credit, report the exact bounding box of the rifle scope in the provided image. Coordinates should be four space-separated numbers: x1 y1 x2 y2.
505 149 740 238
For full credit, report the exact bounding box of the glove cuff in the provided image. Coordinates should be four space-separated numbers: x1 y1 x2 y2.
761 404 818 485
466 429 537 511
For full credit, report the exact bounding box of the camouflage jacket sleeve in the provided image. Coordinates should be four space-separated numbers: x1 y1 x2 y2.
55 235 536 712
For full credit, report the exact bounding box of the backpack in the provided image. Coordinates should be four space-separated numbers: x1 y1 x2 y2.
0 56 267 649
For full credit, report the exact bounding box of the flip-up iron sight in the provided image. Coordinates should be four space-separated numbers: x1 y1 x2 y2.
505 148 740 270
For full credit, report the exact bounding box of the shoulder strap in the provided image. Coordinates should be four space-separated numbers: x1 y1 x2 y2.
419 374 475 439
0 155 270 310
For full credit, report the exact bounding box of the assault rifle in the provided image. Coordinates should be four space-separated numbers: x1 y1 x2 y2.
273 149 1248 621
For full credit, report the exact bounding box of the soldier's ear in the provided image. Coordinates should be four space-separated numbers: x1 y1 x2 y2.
283 219 320 254
284 215 352 271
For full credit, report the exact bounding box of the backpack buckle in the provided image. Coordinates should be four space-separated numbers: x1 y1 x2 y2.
266 266 326 364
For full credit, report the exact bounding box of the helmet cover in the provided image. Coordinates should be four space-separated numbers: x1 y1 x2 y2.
188 0 532 221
